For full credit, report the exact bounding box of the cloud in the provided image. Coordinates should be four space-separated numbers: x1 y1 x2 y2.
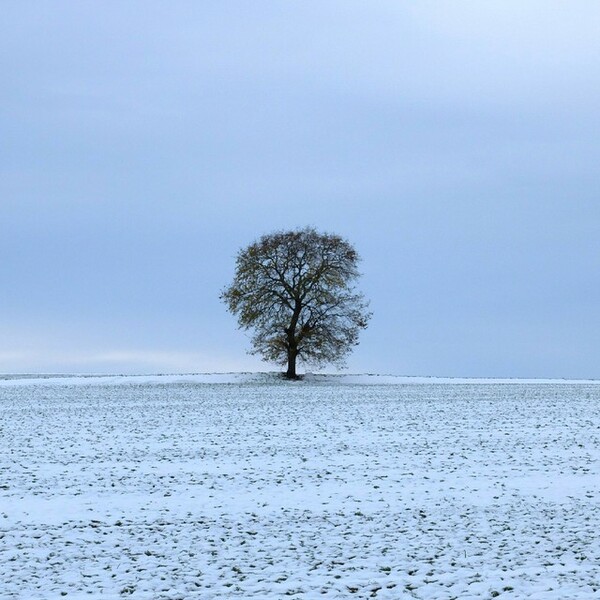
0 348 264 375
80 350 257 373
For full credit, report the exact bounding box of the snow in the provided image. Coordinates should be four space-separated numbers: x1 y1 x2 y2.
1 371 599 387
2 375 600 598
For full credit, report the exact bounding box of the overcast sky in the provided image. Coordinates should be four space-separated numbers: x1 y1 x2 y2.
2 2 600 377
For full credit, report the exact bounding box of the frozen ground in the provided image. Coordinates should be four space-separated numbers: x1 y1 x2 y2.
1 375 600 599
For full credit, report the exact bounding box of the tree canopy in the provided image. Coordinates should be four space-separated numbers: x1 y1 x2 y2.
221 227 371 378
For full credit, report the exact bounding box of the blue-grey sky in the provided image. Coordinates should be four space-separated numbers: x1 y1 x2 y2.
2 2 600 377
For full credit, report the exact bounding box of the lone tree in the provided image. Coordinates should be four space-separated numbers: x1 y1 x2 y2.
221 227 371 379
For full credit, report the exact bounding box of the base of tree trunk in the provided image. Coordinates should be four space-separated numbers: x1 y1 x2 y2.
282 372 302 381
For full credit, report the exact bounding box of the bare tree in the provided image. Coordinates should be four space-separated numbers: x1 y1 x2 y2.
221 227 371 379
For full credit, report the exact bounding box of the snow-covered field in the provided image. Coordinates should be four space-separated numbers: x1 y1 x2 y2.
2 374 600 599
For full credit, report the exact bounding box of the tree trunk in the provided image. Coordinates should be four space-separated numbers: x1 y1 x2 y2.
285 301 302 379
285 347 298 379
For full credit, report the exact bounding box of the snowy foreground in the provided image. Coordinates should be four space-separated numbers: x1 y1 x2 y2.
2 374 600 599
